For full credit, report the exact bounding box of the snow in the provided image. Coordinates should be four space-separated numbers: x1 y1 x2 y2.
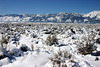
83 55 100 67
0 58 11 66
47 17 56 21
83 11 100 19
3 52 52 67
65 19 72 22
0 23 100 67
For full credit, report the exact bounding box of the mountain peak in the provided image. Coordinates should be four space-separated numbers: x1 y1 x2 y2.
83 10 100 19
90 10 100 15
59 12 67 14
92 10 100 12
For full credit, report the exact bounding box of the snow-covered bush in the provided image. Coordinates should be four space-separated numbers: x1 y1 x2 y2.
78 43 96 55
49 50 71 67
9 48 23 57
0 36 8 49
46 34 58 46
77 35 97 55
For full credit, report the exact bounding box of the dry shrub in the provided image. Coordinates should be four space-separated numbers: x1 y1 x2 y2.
49 50 71 67
1 36 8 49
46 34 58 46
78 42 96 55
62 63 67 67
77 32 97 55
31 44 34 51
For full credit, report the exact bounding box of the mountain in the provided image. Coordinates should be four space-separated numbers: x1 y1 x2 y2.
0 11 100 23
83 11 100 20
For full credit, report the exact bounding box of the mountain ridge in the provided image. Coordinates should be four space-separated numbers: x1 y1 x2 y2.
0 11 100 23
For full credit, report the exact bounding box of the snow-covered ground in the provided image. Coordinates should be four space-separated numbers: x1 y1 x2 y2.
0 23 100 67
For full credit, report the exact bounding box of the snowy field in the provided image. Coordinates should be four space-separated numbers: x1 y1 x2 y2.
0 23 100 67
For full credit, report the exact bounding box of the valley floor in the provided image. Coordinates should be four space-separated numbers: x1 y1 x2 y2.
0 23 100 67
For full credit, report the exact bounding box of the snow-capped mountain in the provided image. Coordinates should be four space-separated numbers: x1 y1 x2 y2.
0 11 100 23
83 11 100 20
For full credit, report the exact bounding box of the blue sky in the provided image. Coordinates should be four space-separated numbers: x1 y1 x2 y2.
0 0 100 14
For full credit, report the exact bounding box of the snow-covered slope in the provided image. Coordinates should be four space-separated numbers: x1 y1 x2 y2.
83 11 100 20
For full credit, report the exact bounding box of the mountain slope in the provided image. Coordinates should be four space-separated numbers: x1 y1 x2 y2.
83 11 100 20
0 11 100 23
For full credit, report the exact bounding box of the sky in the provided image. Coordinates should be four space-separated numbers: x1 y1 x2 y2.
0 0 100 14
